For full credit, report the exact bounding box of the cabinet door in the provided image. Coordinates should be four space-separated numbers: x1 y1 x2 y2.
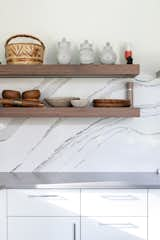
148 189 160 216
8 189 80 216
81 217 147 240
8 217 80 240
81 189 147 216
148 189 160 240
0 190 7 240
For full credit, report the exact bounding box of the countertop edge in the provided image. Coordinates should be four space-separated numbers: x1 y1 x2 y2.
0 172 160 189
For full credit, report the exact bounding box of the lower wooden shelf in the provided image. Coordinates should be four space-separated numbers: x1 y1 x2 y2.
0 107 140 118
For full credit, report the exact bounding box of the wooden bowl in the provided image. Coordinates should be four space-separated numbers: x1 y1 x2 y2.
3 104 13 107
24 99 41 102
22 90 40 99
93 99 130 107
2 90 21 99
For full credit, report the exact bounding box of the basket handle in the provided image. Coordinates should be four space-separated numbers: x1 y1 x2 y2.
5 34 45 49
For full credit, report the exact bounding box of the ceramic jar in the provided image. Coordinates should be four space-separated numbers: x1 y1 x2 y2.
57 38 72 64
80 40 95 64
100 42 117 64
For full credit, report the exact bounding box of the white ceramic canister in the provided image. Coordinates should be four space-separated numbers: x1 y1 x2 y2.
100 42 117 64
57 38 72 64
80 40 95 64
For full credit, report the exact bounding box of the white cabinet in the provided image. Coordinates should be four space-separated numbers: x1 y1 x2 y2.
8 189 80 216
81 217 147 240
148 217 160 240
0 188 149 240
81 189 147 216
0 190 7 240
148 189 160 216
148 189 160 240
81 190 147 240
8 217 80 240
7 189 80 240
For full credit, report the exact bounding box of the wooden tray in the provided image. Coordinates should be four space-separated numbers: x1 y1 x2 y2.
93 99 130 107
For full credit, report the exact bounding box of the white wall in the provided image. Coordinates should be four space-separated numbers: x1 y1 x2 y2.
0 0 160 75
0 0 160 172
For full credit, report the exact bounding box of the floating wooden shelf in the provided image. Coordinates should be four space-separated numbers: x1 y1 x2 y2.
0 107 140 118
0 64 140 118
0 64 139 78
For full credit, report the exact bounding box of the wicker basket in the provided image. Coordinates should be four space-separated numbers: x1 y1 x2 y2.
5 34 45 64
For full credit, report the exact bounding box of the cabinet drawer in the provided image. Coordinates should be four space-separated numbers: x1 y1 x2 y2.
0 190 6 219
0 219 7 240
148 190 160 240
8 217 80 240
8 189 80 216
81 189 147 216
0 190 7 240
148 216 160 240
148 189 160 217
81 217 147 240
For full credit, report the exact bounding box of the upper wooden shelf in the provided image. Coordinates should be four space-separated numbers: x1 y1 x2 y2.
0 64 140 78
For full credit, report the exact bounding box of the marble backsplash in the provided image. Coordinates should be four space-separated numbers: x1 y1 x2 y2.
0 75 160 172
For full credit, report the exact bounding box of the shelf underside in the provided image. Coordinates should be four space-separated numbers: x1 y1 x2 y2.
0 107 140 118
0 64 140 78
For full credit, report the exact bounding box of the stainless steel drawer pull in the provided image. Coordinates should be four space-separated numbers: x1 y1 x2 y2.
73 223 76 240
28 194 66 200
99 223 138 229
101 195 138 201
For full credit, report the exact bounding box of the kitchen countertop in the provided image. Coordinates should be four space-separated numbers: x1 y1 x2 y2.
0 172 160 189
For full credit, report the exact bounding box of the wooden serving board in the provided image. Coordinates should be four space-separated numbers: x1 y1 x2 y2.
0 99 44 107
93 99 130 107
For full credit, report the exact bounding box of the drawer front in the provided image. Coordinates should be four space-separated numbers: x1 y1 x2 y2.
81 189 147 216
8 217 80 240
0 190 6 217
148 189 160 217
148 216 160 240
81 217 147 240
148 190 160 240
0 190 7 240
8 189 80 216
0 220 7 240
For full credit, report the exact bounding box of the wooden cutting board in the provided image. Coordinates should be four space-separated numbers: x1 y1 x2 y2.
93 99 130 107
0 99 44 107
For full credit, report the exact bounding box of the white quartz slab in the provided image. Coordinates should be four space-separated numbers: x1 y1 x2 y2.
0 76 160 172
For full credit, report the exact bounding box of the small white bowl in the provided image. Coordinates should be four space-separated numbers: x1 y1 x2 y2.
45 97 79 107
71 99 89 108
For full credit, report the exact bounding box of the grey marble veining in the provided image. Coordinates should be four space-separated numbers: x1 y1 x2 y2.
0 76 160 172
